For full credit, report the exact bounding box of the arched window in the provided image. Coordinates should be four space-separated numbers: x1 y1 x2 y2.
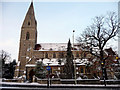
61 52 64 58
53 53 56 58
59 52 64 58
45 53 48 58
88 69 90 73
81 67 83 73
76 52 79 58
26 32 30 40
28 21 30 26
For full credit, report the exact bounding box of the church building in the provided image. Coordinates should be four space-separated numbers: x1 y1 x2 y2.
14 2 93 80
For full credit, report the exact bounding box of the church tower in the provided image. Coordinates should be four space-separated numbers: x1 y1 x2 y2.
15 2 37 77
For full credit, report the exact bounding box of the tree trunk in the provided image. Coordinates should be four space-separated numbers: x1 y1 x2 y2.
100 50 108 80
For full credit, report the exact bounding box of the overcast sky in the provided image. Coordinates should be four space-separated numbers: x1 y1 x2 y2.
0 0 119 61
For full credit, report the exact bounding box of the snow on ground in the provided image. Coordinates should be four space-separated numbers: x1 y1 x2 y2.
1 82 120 87
0 82 42 85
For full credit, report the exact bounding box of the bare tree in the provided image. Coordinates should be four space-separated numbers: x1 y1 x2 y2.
0 50 11 65
0 50 14 79
77 12 119 80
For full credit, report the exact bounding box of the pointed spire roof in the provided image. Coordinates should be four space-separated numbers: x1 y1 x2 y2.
68 38 71 45
22 2 37 28
67 39 72 50
27 1 34 16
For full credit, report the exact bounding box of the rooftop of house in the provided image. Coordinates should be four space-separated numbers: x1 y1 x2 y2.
105 47 116 55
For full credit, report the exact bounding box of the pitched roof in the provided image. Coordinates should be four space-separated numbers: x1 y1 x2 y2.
39 43 67 51
35 43 81 51
105 48 116 55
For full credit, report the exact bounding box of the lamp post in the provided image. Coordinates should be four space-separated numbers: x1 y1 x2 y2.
73 30 77 84
116 56 119 68
101 61 106 86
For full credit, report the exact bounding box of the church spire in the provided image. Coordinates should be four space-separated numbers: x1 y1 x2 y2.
22 1 37 28
31 0 33 3
15 0 37 78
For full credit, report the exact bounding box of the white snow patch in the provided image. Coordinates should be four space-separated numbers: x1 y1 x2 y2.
77 77 82 80
26 64 36 67
17 61 20 66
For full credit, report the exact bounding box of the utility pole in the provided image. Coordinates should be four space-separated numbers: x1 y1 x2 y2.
46 63 51 88
73 30 77 84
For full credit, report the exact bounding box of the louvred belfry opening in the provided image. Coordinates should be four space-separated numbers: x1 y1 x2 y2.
26 32 30 40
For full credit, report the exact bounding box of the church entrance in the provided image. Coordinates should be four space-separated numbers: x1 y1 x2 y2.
29 69 35 82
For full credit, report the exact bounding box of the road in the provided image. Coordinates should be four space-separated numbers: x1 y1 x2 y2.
1 88 120 90
1 87 120 90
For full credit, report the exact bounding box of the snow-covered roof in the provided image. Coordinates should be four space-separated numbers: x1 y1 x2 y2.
75 59 90 66
39 43 67 51
26 64 36 67
38 58 64 66
15 69 19 71
35 43 80 51
26 58 90 67
26 56 35 63
17 61 20 66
